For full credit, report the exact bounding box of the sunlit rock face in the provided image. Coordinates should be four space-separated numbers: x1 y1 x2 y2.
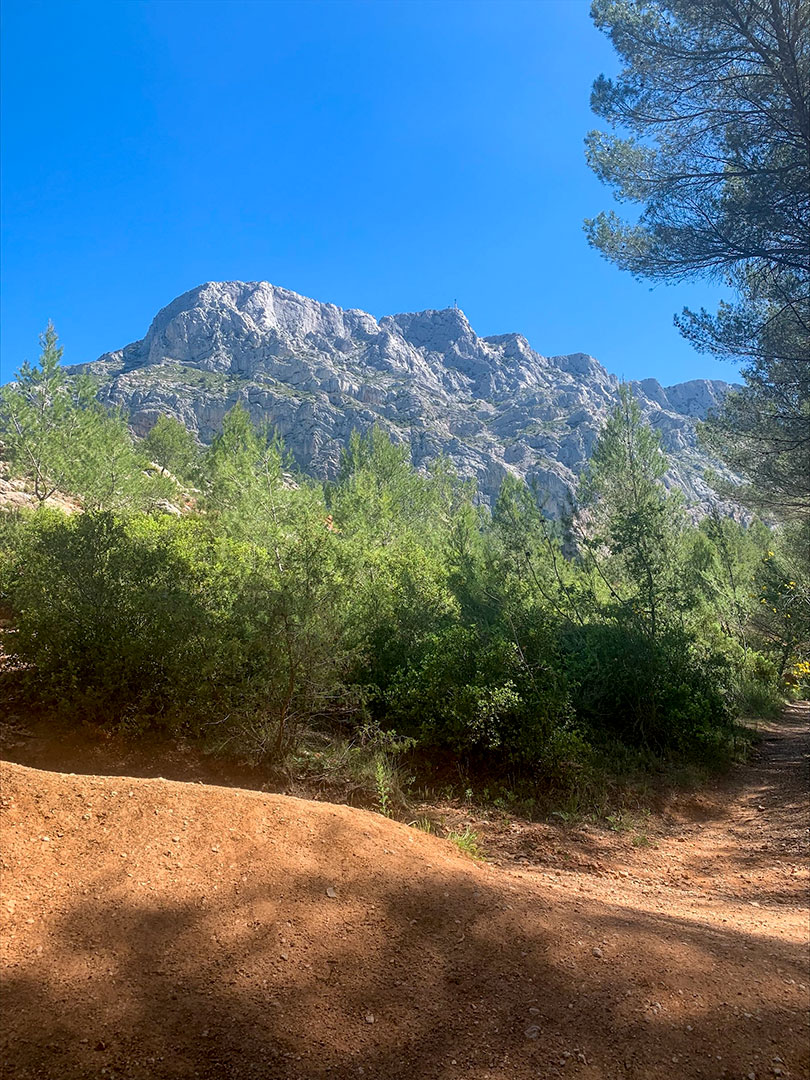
74 281 734 514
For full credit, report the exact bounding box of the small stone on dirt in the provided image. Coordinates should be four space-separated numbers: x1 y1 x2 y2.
326 887 337 898
365 1013 375 1024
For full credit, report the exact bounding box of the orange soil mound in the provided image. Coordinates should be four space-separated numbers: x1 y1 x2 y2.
1 712 809 1080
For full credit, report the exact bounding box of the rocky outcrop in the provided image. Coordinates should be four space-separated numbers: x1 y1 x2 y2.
75 281 734 513
0 467 80 514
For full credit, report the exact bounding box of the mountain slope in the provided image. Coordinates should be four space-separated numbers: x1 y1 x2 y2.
77 281 733 511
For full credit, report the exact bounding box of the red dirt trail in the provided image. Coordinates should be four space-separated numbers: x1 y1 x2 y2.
1 705 808 1080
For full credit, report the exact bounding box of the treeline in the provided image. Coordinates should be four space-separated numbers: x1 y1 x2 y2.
1 330 807 797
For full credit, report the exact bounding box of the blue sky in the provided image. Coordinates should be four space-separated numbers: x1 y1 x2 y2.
1 0 735 386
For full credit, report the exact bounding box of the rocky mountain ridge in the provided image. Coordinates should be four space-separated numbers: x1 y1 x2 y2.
76 281 733 513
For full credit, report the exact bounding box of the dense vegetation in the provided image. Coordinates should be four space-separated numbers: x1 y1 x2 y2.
1 332 807 811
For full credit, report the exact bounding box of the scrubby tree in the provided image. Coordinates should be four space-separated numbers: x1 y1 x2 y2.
0 324 170 511
565 389 735 749
746 521 810 676
575 385 685 638
0 323 93 503
199 402 358 757
142 414 199 480
202 400 292 542
331 426 460 696
333 425 442 547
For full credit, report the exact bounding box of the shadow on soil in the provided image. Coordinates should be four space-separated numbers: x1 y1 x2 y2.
3 814 808 1080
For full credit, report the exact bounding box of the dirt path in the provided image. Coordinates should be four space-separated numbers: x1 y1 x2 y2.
1 707 808 1080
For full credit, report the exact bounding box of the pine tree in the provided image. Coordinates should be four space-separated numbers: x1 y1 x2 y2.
0 323 90 503
586 0 810 516
142 414 199 480
1 324 173 511
576 385 685 638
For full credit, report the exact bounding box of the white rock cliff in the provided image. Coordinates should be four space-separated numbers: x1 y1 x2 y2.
76 281 733 513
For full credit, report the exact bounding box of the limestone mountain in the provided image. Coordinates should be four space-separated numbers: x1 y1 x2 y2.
76 281 732 512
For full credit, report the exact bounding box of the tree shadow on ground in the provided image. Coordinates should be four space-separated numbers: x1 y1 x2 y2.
3 812 808 1080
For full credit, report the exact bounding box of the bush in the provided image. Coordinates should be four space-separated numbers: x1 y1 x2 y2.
5 509 356 754
733 650 785 719
8 511 220 722
0 509 33 605
343 539 458 695
385 623 573 770
561 621 734 753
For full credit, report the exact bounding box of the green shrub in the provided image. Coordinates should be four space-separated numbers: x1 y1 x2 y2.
733 650 785 719
5 509 356 754
561 621 734 753
385 623 573 770
0 509 33 605
8 511 219 721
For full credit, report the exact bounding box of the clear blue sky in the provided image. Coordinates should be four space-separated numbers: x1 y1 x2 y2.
1 0 736 387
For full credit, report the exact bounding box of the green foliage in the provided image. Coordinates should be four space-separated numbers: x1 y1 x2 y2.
561 621 733 752
201 400 291 536
2 375 799 795
335 425 439 541
745 523 810 677
446 827 482 859
142 415 200 480
331 425 463 697
575 385 685 638
586 0 807 286
732 650 785 720
564 388 748 751
365 725 417 817
0 324 86 504
586 0 810 517
697 339 810 520
386 623 571 766
72 406 174 512
409 817 435 834
0 325 174 511
374 756 393 817
5 505 357 756
7 512 212 720
0 510 32 603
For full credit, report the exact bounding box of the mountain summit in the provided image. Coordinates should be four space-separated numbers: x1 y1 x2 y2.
79 281 732 512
